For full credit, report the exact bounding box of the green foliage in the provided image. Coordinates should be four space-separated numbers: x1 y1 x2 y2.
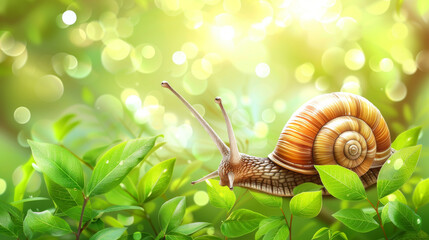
250 191 283 208
53 113 81 142
312 227 348 240
13 157 35 211
89 227 126 240
381 204 391 224
290 191 322 218
28 140 84 190
44 176 83 211
138 158 176 202
255 216 288 240
206 179 236 211
391 126 421 150
315 165 367 200
159 196 186 232
0 202 24 239
23 210 72 238
387 201 422 232
172 222 211 235
377 145 422 199
293 182 323 195
332 209 379 233
379 190 407 205
86 136 160 196
413 178 429 210
220 209 266 238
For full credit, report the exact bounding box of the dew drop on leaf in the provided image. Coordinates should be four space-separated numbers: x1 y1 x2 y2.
119 160 124 166
417 218 421 224
106 160 109 164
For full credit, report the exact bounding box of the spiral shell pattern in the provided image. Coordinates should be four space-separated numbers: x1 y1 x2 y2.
268 92 391 176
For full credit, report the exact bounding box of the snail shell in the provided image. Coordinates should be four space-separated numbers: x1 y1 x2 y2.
268 92 391 177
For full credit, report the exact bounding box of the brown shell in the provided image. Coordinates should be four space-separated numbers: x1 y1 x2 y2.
268 92 391 176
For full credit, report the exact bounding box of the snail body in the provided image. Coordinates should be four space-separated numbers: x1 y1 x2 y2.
162 81 392 196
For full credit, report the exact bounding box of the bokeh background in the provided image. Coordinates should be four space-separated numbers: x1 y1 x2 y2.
1 0 429 239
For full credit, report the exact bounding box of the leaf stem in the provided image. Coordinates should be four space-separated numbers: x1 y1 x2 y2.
227 189 248 217
289 214 293 240
140 205 158 236
76 196 89 240
60 145 94 170
367 199 388 240
280 207 289 227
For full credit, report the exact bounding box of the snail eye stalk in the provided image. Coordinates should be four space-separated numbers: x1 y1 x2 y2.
215 97 241 166
161 81 229 156
191 170 219 185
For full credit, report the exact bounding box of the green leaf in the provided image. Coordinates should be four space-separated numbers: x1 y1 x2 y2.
172 222 210 235
380 190 407 206
165 233 192 240
23 210 72 238
89 227 127 240
82 144 111 167
63 205 97 222
315 165 367 201
220 209 266 238
98 205 144 215
290 190 322 218
255 216 285 240
28 140 84 190
332 209 379 233
159 196 186 232
194 236 223 240
391 126 421 150
105 185 138 206
250 191 283 208
0 208 17 237
293 182 323 195
381 203 391 224
44 176 83 212
11 197 49 205
392 230 429 240
312 227 330 240
377 145 422 199
264 225 289 240
206 179 236 211
331 231 348 240
86 136 160 196
53 113 81 142
413 178 429 210
0 202 24 239
388 201 422 231
138 158 176 202
13 157 35 211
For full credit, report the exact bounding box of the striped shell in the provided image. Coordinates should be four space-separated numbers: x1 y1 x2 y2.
268 92 391 177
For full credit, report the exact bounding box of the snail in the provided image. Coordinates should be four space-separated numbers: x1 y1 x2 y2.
161 81 393 196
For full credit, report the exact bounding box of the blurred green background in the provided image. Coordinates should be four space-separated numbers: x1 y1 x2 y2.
1 0 429 239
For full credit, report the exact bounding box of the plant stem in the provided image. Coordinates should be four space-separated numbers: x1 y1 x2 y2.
280 208 289 227
60 145 94 170
289 214 293 240
227 190 248 216
141 205 158 236
367 199 388 240
76 196 89 240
